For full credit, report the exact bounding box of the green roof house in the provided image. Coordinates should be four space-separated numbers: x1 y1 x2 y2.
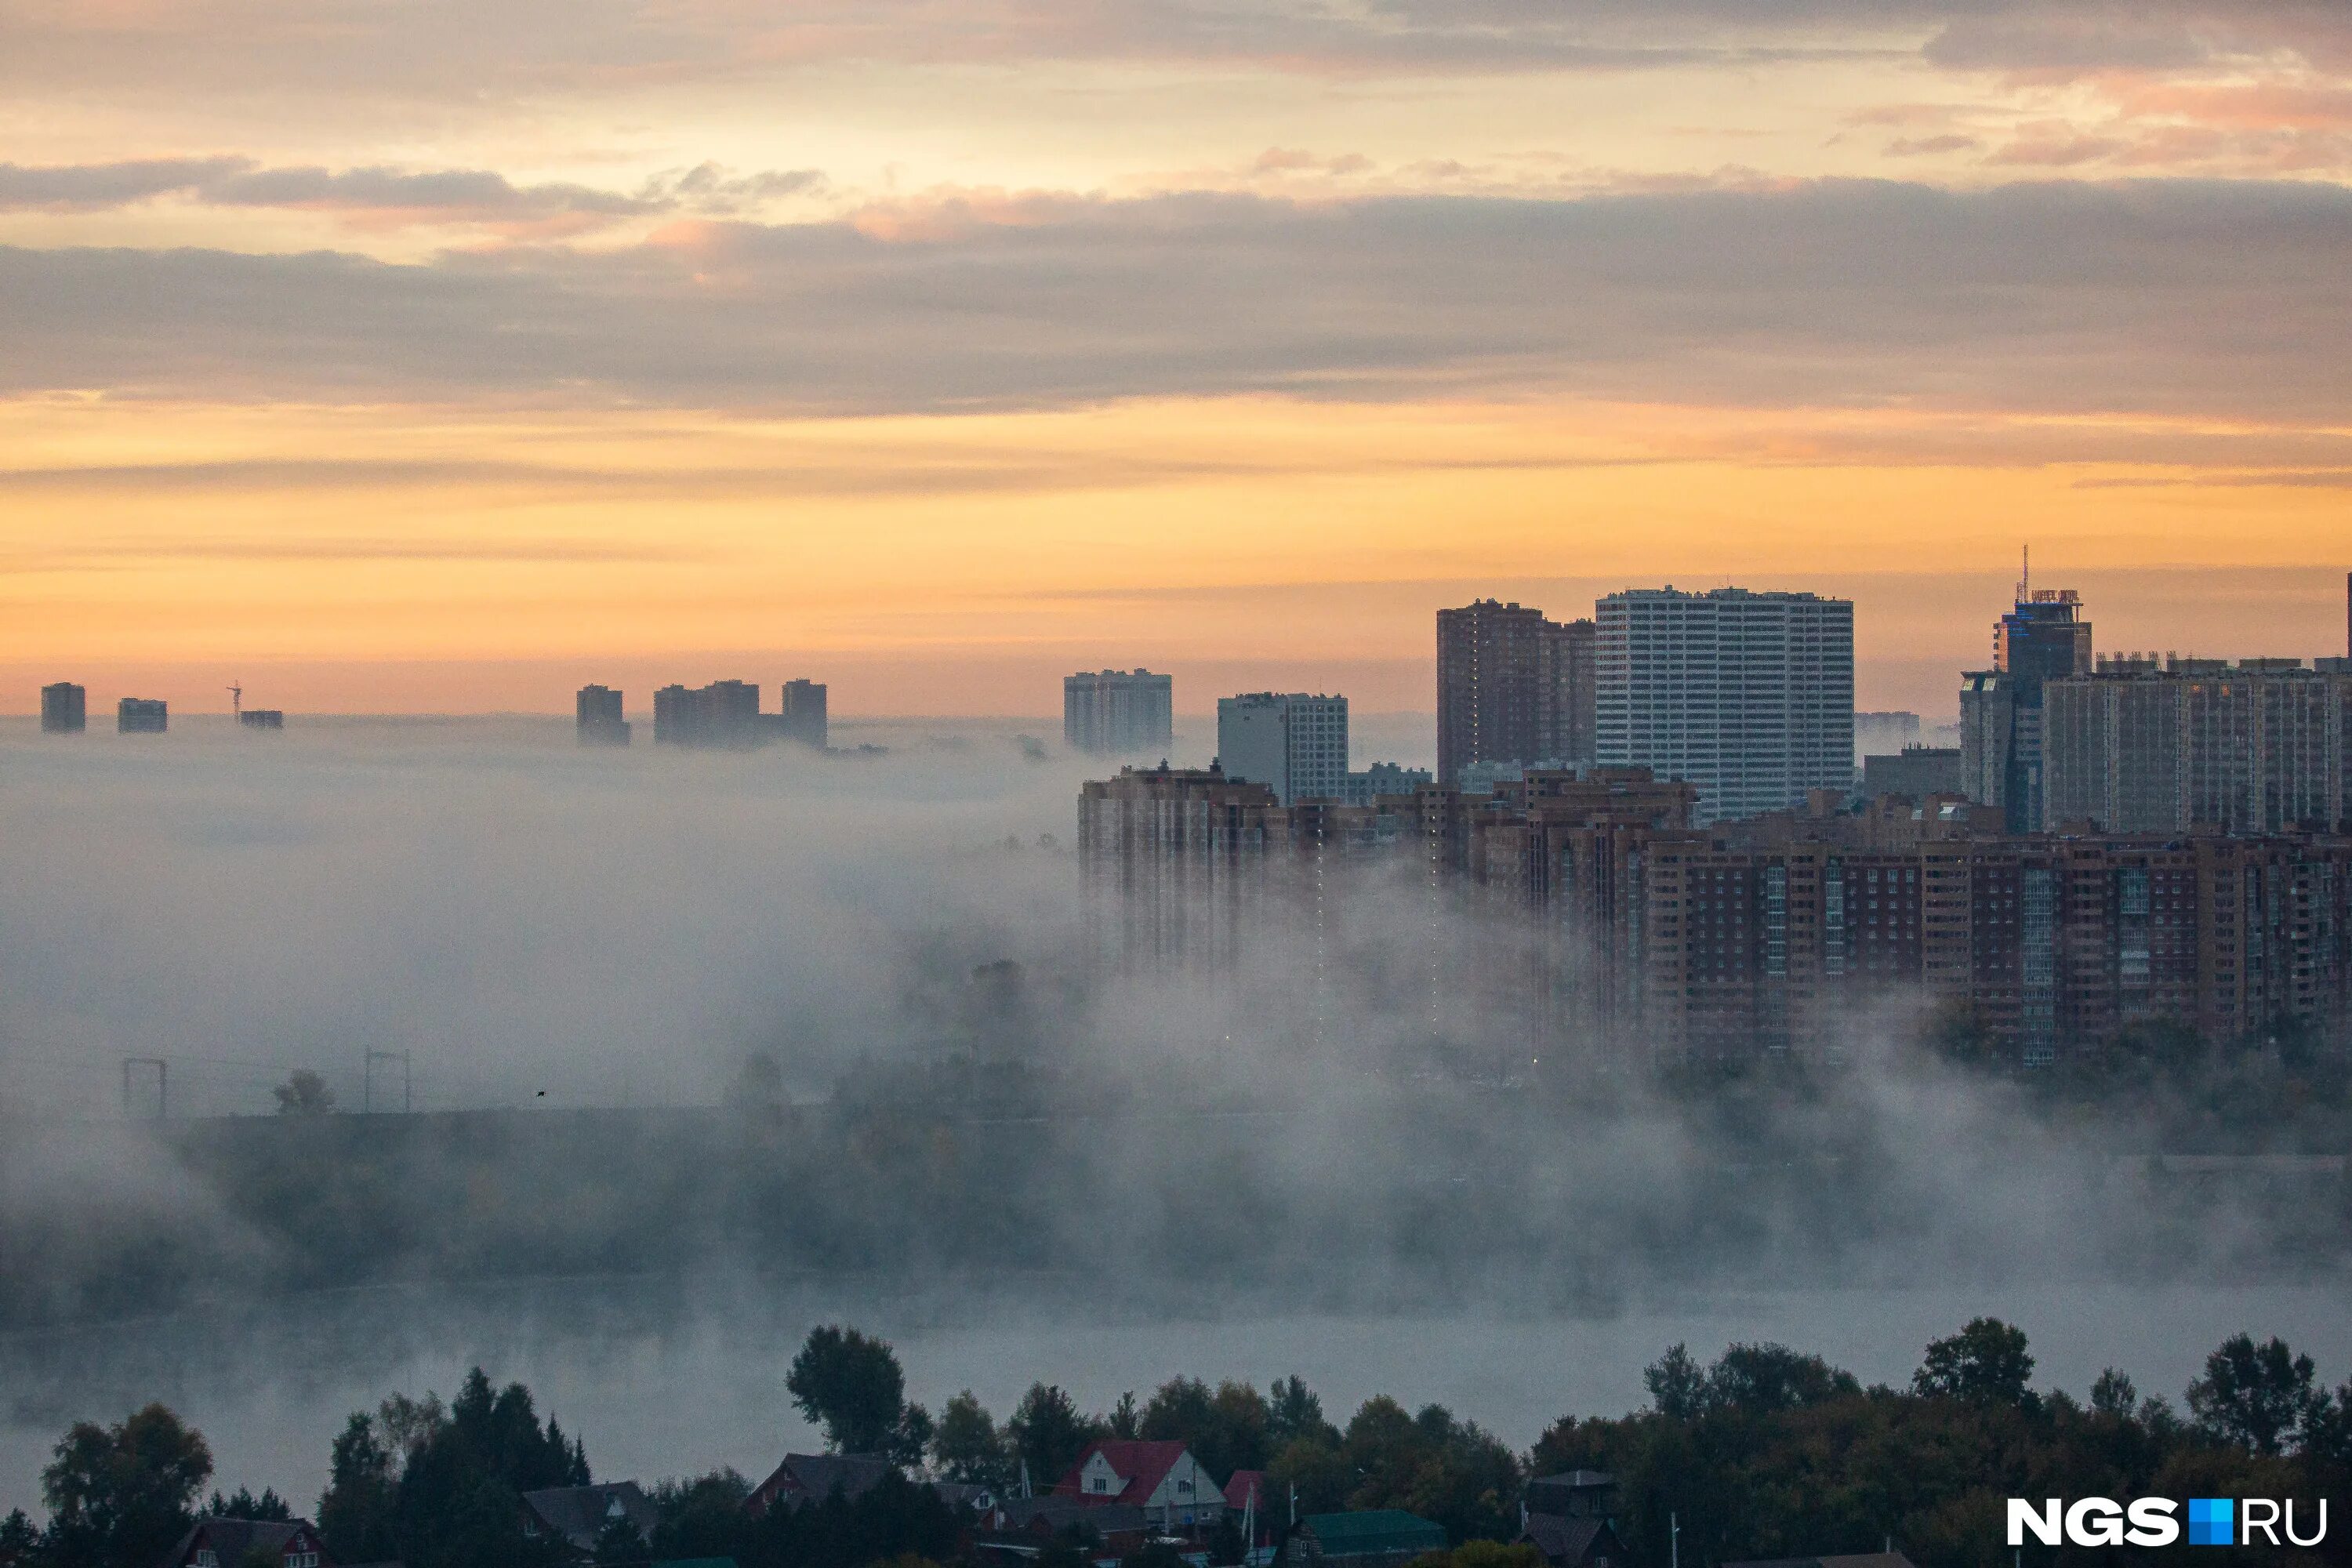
1294 1510 1448 1567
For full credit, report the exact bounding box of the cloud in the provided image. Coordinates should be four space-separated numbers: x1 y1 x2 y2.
1883 134 1980 156
1 179 2347 423
0 158 825 233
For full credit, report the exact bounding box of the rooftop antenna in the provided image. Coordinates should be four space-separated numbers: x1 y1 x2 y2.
228 681 242 720
2017 543 2029 603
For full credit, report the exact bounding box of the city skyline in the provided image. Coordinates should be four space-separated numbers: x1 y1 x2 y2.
5 6 2351 720
15 563 2350 723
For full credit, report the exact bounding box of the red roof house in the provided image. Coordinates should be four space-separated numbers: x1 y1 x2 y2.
1054 1439 1226 1529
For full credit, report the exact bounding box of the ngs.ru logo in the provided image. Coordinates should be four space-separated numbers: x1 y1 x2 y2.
2008 1497 2329 1548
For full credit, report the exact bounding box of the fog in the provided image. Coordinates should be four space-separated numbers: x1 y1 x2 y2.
1 712 2345 1517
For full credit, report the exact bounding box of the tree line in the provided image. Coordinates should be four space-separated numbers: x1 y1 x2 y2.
5 1319 2352 1568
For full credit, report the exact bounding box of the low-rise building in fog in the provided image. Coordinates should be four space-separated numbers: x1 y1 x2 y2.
117 697 168 733
238 708 285 730
40 681 85 734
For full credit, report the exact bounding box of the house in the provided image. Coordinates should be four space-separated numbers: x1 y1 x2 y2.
1518 1512 1629 1568
745 1453 897 1516
1289 1510 1447 1568
1524 1472 1616 1520
988 1495 1153 1554
1223 1471 1272 1514
519 1481 661 1554
1724 1555 1917 1568
1054 1439 1225 1530
157 1518 333 1568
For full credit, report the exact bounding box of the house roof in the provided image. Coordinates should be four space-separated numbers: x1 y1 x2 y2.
1224 1470 1272 1511
1520 1515 1613 1565
993 1497 1152 1539
158 1518 325 1568
747 1453 897 1514
1301 1511 1449 1557
521 1481 659 1551
1054 1439 1192 1506
1527 1471 1616 1490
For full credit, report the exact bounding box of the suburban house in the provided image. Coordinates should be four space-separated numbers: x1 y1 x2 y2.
519 1480 661 1553
157 1518 333 1568
746 1453 898 1515
1517 1470 1628 1568
1223 1471 1272 1515
1054 1439 1225 1530
980 1494 1155 1562
1287 1510 1447 1568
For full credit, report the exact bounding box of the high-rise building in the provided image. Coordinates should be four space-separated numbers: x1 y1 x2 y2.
1593 586 1855 824
1855 710 1922 760
40 681 85 735
2042 655 2352 834
1077 765 1282 975
1959 585 2092 833
653 680 761 747
1063 670 1174 757
117 697 168 733
1436 601 1595 785
1216 692 1349 805
575 684 630 746
778 679 828 749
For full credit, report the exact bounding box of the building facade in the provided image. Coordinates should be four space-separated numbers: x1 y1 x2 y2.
779 678 829 748
1862 746 1963 801
1594 587 1854 824
575 684 630 746
1216 692 1349 805
1960 587 2092 833
1064 670 1174 757
1436 600 1595 785
652 679 762 746
2043 656 2352 836
39 681 85 734
117 697 168 733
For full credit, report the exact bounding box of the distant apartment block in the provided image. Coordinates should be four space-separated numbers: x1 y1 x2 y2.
117 697 168 733
653 680 762 747
777 679 828 749
1861 746 1962 801
1341 761 1434 806
2042 655 2352 834
40 681 85 734
575 684 630 746
1855 710 1921 760
238 709 285 730
1436 600 1595 785
1960 586 2092 833
1064 670 1174 757
1595 586 1855 824
1078 765 1283 974
1216 692 1349 805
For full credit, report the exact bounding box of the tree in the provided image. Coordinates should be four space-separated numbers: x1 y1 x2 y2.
891 1403 936 1470
1106 1392 1140 1440
40 1403 214 1568
1644 1345 1706 1421
1268 1376 1334 1449
2089 1368 2139 1417
1914 1318 2036 1408
931 1392 1010 1488
592 1509 648 1565
1141 1377 1271 1480
1704 1343 1860 1414
318 1411 399 1564
2187 1334 2325 1455
788 1327 910 1454
648 1469 753 1562
1008 1385 1100 1488
206 1486 293 1520
0 1509 42 1568
273 1069 336 1115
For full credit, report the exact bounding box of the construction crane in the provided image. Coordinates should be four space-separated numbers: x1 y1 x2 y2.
228 681 242 720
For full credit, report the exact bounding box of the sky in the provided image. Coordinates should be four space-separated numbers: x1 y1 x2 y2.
4 0 2350 719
